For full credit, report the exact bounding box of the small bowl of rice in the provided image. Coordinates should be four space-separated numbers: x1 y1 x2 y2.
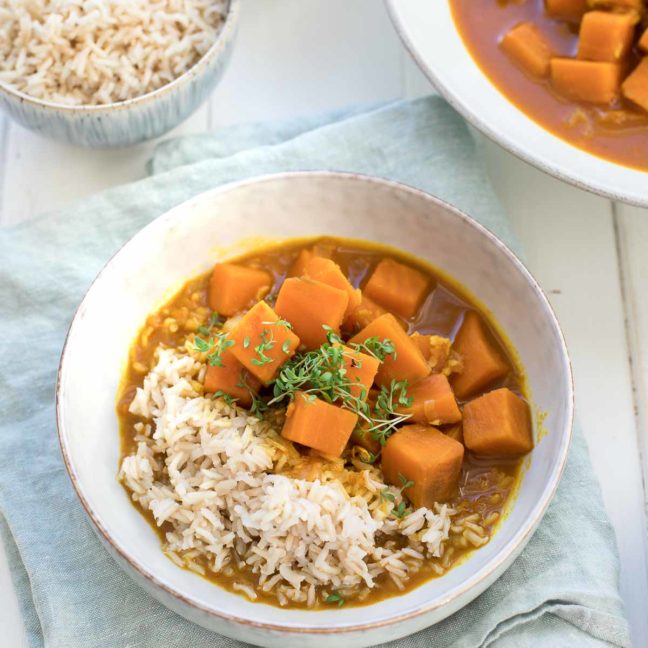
0 0 239 148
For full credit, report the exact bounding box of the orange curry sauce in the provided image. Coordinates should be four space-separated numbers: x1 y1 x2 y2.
451 0 648 171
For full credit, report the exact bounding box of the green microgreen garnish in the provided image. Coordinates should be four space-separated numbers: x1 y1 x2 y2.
250 328 275 366
266 328 410 448
264 318 292 330
212 390 238 407
243 336 250 349
196 311 223 337
398 473 415 491
282 340 291 354
193 331 234 367
391 501 408 519
326 592 345 607
351 336 397 362
380 474 414 519
379 489 396 504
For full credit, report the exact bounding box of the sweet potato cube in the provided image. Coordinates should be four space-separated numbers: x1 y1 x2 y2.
578 11 637 63
364 258 431 319
346 293 390 331
275 277 349 349
639 28 648 53
209 263 272 317
337 344 380 401
304 256 361 318
545 0 588 21
398 374 462 425
281 392 358 457
443 422 464 444
501 22 554 78
588 0 644 12
410 333 452 373
550 58 622 104
203 350 261 407
289 249 317 277
229 301 300 383
622 58 648 112
450 311 509 400
382 424 464 507
348 313 430 387
463 388 533 456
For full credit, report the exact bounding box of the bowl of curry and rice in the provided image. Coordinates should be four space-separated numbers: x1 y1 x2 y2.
0 0 239 147
56 172 573 647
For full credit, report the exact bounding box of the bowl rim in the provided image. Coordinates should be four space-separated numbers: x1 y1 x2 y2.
56 170 574 634
0 0 240 113
385 0 648 207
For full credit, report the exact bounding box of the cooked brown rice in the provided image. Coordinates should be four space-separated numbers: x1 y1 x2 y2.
0 0 227 105
120 347 460 606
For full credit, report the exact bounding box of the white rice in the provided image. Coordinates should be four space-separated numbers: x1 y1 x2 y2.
120 347 454 606
0 0 227 105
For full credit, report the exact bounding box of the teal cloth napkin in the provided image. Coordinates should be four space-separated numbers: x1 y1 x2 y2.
0 96 630 648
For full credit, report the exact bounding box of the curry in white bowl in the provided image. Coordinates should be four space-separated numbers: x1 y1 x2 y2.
117 237 533 609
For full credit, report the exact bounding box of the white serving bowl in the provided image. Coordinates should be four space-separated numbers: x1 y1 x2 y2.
387 0 648 206
0 0 239 148
57 172 573 647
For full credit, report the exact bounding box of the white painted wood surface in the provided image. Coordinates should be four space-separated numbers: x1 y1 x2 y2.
1 1 647 646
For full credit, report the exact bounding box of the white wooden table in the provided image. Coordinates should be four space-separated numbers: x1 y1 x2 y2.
1 2 647 646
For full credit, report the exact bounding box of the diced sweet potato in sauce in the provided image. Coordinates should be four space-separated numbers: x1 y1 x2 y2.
336 344 380 401
577 11 637 63
275 277 349 350
545 0 588 21
550 58 622 104
622 58 648 112
229 301 300 384
209 263 272 316
289 249 317 277
588 0 644 12
398 374 462 425
203 350 261 407
410 333 453 373
364 258 431 319
500 22 554 78
463 388 533 456
345 293 391 331
639 28 648 53
281 391 358 457
303 256 361 318
443 422 464 445
382 424 464 508
348 313 430 387
450 311 509 400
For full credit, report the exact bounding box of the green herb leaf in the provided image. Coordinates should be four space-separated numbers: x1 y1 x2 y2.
326 592 345 607
379 489 396 503
398 473 415 491
391 501 409 519
282 340 291 354
243 336 250 349
351 336 396 361
212 390 238 407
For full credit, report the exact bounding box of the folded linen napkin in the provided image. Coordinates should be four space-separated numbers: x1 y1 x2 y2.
0 96 630 648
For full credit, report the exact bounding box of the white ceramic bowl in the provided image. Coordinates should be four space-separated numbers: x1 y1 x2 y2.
387 0 648 206
57 172 573 647
0 0 239 148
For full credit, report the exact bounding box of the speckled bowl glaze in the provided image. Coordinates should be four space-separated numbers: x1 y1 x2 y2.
0 0 239 148
57 172 573 647
387 0 648 207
